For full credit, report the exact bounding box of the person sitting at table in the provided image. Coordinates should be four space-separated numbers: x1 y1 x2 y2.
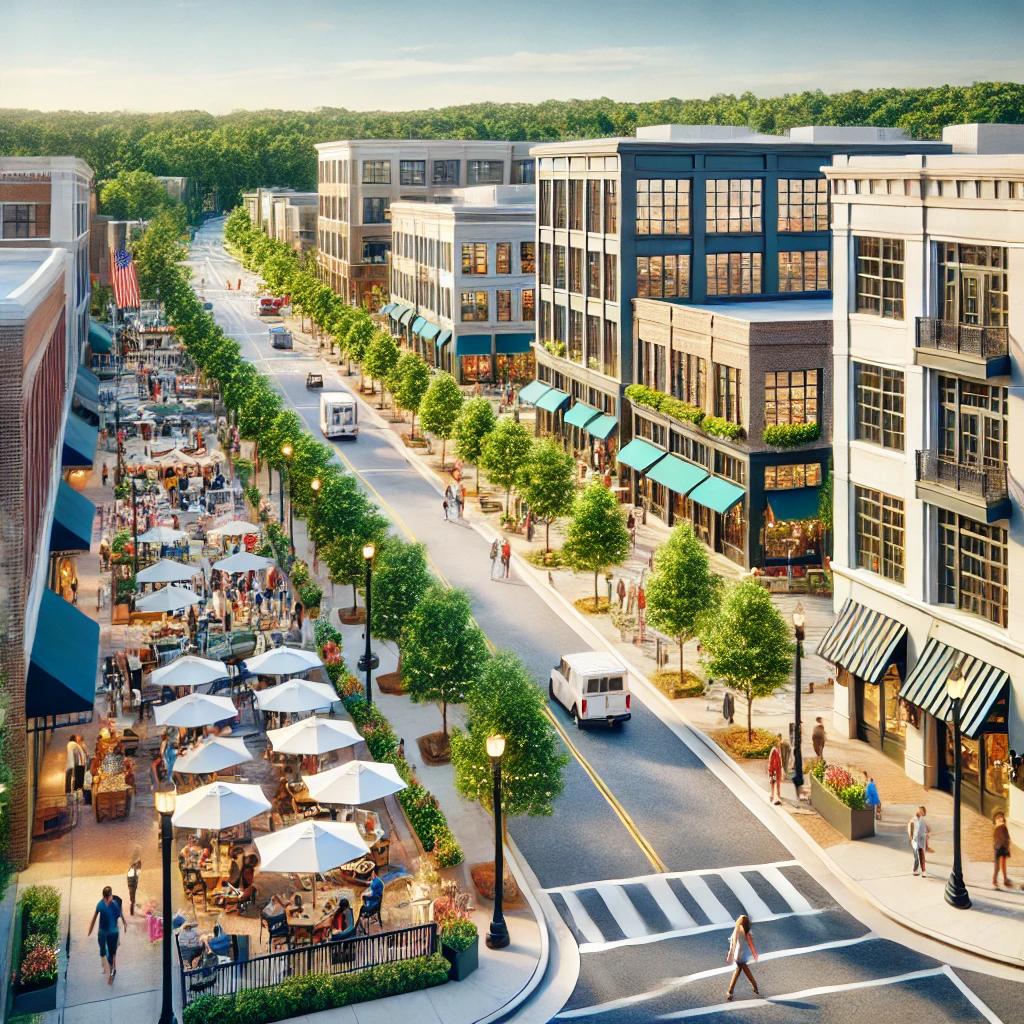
330 898 355 940
209 880 241 907
368 867 384 902
287 893 305 917
177 922 209 968
179 837 201 869
207 924 232 958
273 777 296 817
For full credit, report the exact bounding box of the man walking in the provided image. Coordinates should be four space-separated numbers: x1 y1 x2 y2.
501 538 512 579
87 885 127 985
812 717 827 759
910 806 931 876
489 539 500 580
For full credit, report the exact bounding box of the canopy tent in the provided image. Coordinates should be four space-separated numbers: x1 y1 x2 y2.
172 781 270 830
207 520 260 537
137 526 188 544
153 692 236 728
267 716 362 755
213 552 276 574
135 585 201 613
303 760 407 806
151 654 228 690
49 480 96 552
255 679 337 713
27 588 100 719
245 646 323 677
173 736 252 775
136 559 200 585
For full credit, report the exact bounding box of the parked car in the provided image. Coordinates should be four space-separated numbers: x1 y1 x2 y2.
549 652 631 729
258 297 284 317
269 326 292 349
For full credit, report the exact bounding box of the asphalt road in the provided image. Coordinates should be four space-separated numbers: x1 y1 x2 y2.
187 219 1021 1022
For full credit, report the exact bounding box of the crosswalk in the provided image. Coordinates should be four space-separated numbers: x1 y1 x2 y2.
546 861 819 953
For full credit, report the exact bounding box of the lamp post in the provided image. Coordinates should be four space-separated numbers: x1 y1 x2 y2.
310 478 321 564
359 543 377 706
153 787 177 1024
131 475 140 576
792 602 806 801
944 662 972 909
280 443 293 536
486 734 510 949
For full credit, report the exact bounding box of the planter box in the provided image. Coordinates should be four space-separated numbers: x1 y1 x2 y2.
112 603 130 625
442 936 478 981
810 775 875 841
13 982 57 1015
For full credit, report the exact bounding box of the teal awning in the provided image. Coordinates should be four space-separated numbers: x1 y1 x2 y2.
767 487 821 522
564 403 602 430
417 321 441 340
646 453 708 495
454 335 492 357
410 316 426 334
495 332 533 354
27 588 100 719
617 438 668 473
536 387 570 413
688 476 745 515
380 302 396 316
62 413 98 469
518 380 552 405
586 415 618 440
436 330 452 350
74 364 100 413
390 303 411 321
399 308 416 326
50 480 96 552
88 320 114 355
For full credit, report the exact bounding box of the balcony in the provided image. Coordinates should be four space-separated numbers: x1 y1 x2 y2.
915 449 1011 523
915 318 1010 379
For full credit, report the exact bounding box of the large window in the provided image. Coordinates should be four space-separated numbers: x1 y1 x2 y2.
361 240 389 264
1 203 50 239
939 376 1008 467
497 289 512 322
362 197 390 224
522 289 535 322
779 250 829 292
716 365 741 423
541 301 552 341
764 370 818 426
539 180 552 226
587 180 602 233
362 160 391 184
706 179 763 233
939 510 1008 627
496 243 512 275
554 246 566 289
604 181 618 235
569 180 584 231
764 463 822 489
854 362 905 450
461 291 488 322
554 180 567 229
671 352 706 407
855 236 905 319
399 160 426 186
856 487 905 584
587 252 601 298
603 320 618 378
468 160 503 185
569 310 584 363
433 160 460 185
939 243 1009 327
604 253 617 301
461 243 487 275
512 159 535 185
540 243 551 285
778 179 829 231
706 252 762 296
636 179 691 235
520 241 535 274
569 247 583 293
637 255 691 299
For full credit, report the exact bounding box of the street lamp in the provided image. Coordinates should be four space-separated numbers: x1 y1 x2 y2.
944 661 972 909
791 603 806 801
486 734 510 949
153 787 177 1024
357 543 378 706
310 478 321 564
280 444 294 543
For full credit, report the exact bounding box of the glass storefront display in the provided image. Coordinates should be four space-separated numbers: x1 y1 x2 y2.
762 516 822 563
497 352 535 388
882 667 907 743
721 504 746 566
986 733 1010 799
862 682 880 740
461 355 492 384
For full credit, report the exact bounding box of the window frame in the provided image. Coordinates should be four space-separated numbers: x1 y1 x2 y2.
361 160 391 184
519 241 535 274
938 510 1008 627
855 236 905 320
461 243 488 276
496 289 512 322
636 178 691 236
855 487 906 584
778 250 829 292
362 197 390 224
399 160 426 186
460 290 489 322
777 178 829 232
468 160 504 185
636 254 691 299
705 178 763 234
854 362 905 450
706 252 762 296
764 370 819 427
496 242 512 275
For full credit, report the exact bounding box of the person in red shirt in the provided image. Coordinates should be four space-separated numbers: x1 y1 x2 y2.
768 742 783 805
501 539 511 578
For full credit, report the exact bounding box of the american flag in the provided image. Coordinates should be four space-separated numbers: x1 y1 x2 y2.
111 248 141 309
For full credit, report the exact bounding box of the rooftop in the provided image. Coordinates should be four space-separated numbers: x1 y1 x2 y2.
683 298 834 322
0 249 68 323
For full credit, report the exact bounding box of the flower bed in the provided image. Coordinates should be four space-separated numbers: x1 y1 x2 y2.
763 422 821 449
14 885 60 1014
710 726 778 760
700 415 744 441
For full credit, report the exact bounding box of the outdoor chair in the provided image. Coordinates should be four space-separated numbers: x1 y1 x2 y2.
260 911 289 951
181 868 207 912
356 895 383 934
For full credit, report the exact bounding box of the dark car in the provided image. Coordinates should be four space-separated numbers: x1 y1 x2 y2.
306 373 324 389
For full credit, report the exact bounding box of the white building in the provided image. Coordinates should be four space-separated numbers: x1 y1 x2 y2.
386 185 536 385
823 126 1024 825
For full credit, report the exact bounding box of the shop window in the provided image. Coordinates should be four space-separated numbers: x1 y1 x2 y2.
862 680 881 734
521 288 535 322
763 463 821 489
882 666 907 742
496 243 512 275
497 290 512 322
520 241 535 274
986 734 1010 798
765 370 818 426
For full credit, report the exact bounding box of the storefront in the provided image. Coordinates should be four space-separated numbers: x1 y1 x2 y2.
495 333 535 388
762 487 824 577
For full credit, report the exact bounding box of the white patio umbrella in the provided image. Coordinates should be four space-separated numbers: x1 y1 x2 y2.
254 820 369 906
136 558 199 584
174 736 252 775
157 449 200 467
136 585 202 613
303 760 407 806
255 679 337 713
208 520 260 537
172 781 270 830
267 716 362 756
138 525 188 544
151 654 227 689
245 646 323 677
154 692 237 728
213 552 275 574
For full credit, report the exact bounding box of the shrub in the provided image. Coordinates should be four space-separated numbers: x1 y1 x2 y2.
438 917 477 953
819 763 867 809
115 575 137 605
18 944 58 988
298 581 323 611
110 529 132 555
21 885 60 945
625 384 704 426
398 783 447 851
805 757 827 781
314 619 343 649
432 825 464 867
701 416 744 440
823 765 854 790
711 727 778 760
763 422 821 448
290 560 311 588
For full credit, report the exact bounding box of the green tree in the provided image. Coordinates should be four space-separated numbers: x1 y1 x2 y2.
322 513 389 609
518 438 576 551
401 585 488 738
362 332 400 409
479 418 533 513
99 169 173 220
698 578 793 740
562 481 631 609
418 372 464 469
644 523 721 686
369 538 433 650
453 397 496 493
342 311 376 385
392 353 431 438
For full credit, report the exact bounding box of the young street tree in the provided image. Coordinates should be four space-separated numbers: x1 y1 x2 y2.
343 312 376 388
479 418 534 513
518 438 576 551
562 480 631 609
363 332 400 409
418 372 464 469
401 585 488 740
453 397 496 493
698 578 793 740
391 353 431 438
644 523 721 686
368 537 433 662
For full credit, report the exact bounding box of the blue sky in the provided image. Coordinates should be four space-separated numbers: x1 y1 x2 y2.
1 0 1022 113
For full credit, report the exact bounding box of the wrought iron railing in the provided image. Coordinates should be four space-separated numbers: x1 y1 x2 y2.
916 318 1009 359
915 449 1008 502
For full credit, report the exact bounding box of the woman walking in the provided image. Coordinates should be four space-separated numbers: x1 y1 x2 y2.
725 914 760 1001
767 742 783 805
993 811 1012 888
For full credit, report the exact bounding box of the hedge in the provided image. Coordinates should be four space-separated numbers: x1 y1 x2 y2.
762 421 821 448
701 415 744 440
624 384 704 425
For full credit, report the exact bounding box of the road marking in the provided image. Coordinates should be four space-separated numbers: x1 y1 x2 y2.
645 876 697 931
718 869 773 921
559 890 604 946
682 875 732 925
759 864 814 914
595 883 649 938
942 966 1006 1024
544 861 799 893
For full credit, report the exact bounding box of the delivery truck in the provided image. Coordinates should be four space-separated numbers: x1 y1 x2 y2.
319 391 358 440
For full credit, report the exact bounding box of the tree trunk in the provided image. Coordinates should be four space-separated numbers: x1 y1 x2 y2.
441 438 447 470
442 700 448 738
679 637 685 687
352 581 358 607
475 463 480 495
505 487 511 514
377 382 384 409
545 519 551 552
594 571 600 610
411 412 417 439
746 684 753 741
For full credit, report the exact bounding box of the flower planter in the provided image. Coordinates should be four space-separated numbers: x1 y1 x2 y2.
442 936 479 981
810 775 875 840
112 602 130 625
13 982 57 1015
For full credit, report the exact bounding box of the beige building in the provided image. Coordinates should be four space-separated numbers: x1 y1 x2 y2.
271 192 317 252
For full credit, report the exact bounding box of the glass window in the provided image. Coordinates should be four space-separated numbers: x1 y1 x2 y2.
554 304 567 343
854 362 905 450
714 452 746 485
554 246 566 289
986 733 1010 799
938 243 1009 327
603 320 618 378
512 159 535 185
362 197 390 224
636 179 691 235
399 160 426 186
587 180 602 233
855 236 905 319
468 160 503 185
569 180 584 231
706 252 762 296
778 250 829 292
862 679 881 733
554 180 567 229
883 671 908 742
361 240 389 264
496 243 512 275
433 159 459 185
764 370 818 426
856 487 905 584
521 288 535 322
706 179 763 233
460 291 489 322
569 247 583 293
541 300 552 341
497 289 512 322
938 376 1008 467
462 243 487 275
604 253 617 301
539 180 552 226
520 241 535 274
763 464 822 489
670 352 706 407
569 310 584 362
938 510 1008 626
540 243 551 285
778 179 829 231
637 255 691 299
1 203 50 239
587 252 601 298
604 180 618 235
361 160 391 184
716 365 741 423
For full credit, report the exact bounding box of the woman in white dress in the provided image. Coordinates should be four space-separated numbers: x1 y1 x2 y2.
726 914 760 1002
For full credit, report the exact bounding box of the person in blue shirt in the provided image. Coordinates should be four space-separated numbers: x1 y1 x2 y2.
87 886 127 985
864 772 882 821
368 867 384 901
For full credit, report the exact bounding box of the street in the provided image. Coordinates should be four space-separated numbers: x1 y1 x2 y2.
189 218 1022 1023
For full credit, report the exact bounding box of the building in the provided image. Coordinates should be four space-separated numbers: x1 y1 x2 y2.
822 130 1024 824
386 185 536 384
315 139 535 310
271 192 318 253
155 175 188 203
0 248 100 868
0 157 94 360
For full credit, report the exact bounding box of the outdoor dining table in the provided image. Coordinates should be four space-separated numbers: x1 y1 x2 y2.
286 887 357 940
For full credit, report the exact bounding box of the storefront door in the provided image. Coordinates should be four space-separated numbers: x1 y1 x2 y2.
937 719 1009 817
855 664 906 767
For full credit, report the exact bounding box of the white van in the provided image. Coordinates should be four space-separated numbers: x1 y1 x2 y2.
319 392 358 440
549 652 631 729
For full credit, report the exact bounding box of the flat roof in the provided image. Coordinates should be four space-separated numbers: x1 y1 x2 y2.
0 253 50 300
683 298 834 322
0 249 68 324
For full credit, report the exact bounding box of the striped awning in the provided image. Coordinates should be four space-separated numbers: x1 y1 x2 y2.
900 638 1010 739
816 599 906 684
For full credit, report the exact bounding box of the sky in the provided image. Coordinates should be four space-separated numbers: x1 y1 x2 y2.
1 0 1022 114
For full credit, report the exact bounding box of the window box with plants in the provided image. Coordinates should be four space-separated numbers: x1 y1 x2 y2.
808 761 875 841
13 886 60 1015
763 422 821 449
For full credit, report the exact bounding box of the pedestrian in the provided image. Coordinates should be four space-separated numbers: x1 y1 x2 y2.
489 538 500 579
864 772 882 820
767 741 782 805
779 732 791 777
102 463 109 487
627 579 637 615
993 811 1012 888
909 805 931 876
443 497 450 521
162 728 178 779
725 914 760 1001
501 538 511 579
397 738 405 761
637 585 647 639
87 885 127 985
626 510 636 550
616 578 626 610
70 577 78 606
812 716 826 759
65 734 86 795
126 848 142 915
722 691 735 725
458 484 466 518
